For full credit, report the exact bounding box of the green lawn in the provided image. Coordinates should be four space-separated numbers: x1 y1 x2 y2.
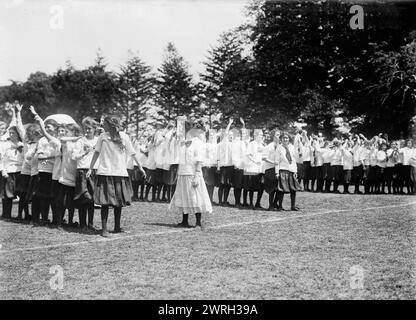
0 192 415 299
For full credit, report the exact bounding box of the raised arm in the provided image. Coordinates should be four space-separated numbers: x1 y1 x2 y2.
221 118 233 142
239 117 245 129
15 104 25 141
30 106 55 142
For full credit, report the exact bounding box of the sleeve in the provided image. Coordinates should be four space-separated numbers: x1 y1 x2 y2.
124 133 136 157
94 133 104 153
3 142 12 173
262 144 269 159
376 151 386 162
193 139 204 162
50 138 62 157
71 139 84 161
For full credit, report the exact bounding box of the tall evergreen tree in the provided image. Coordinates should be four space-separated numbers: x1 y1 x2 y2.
156 43 198 122
116 51 156 134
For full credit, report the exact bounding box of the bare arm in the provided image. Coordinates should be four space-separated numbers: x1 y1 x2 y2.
15 104 25 141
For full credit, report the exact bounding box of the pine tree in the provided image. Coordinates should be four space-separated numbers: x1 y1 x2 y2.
156 43 198 122
199 31 252 127
116 51 156 135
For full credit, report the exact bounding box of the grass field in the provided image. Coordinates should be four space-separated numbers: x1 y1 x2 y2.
0 191 415 300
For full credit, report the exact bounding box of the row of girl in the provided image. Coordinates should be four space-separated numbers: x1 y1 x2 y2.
1 108 416 233
129 119 416 211
0 105 146 237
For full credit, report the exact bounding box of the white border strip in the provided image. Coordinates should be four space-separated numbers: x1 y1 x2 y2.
1 201 415 254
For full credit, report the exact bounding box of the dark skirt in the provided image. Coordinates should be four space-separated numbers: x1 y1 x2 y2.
202 166 218 186
264 168 279 194
94 175 133 207
402 165 412 184
373 166 385 183
156 168 166 185
367 166 376 183
34 172 53 199
323 163 331 180
303 161 311 180
0 173 3 199
50 179 60 201
315 166 324 180
384 167 395 183
395 164 404 182
26 175 38 202
232 168 244 189
219 166 234 186
128 166 143 182
277 170 302 193
15 173 31 195
352 165 364 184
2 172 21 199
127 168 135 182
163 164 178 186
297 162 305 180
343 169 352 184
310 166 317 180
331 165 344 183
411 166 416 184
74 169 95 206
55 183 75 209
243 174 263 191
146 169 158 186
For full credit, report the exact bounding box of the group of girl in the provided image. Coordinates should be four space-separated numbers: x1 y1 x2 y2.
134 118 302 212
2 107 415 235
134 119 416 213
293 131 416 195
0 105 146 237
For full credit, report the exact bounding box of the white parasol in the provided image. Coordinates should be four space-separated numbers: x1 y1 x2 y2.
44 114 76 125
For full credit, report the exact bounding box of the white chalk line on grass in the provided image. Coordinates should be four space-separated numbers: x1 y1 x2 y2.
1 200 415 255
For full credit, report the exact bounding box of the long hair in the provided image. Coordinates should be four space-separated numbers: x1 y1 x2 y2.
81 117 99 130
25 123 42 143
103 116 125 151
8 126 22 142
65 123 82 137
44 119 59 136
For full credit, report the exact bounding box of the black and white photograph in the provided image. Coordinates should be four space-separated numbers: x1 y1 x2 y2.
0 0 416 304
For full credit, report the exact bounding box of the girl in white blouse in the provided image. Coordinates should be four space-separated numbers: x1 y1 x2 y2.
169 124 212 229
87 116 146 237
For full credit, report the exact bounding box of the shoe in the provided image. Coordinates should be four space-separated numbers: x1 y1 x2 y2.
69 222 79 228
112 228 125 234
291 206 300 211
131 196 139 202
80 226 89 234
101 230 110 238
254 205 264 210
88 224 99 232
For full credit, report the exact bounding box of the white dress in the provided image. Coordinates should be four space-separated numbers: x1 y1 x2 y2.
169 138 212 215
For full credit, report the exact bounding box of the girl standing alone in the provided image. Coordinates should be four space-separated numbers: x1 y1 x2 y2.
87 116 146 237
169 122 212 229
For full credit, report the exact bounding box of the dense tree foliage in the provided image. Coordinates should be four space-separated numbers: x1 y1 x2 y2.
1 1 415 138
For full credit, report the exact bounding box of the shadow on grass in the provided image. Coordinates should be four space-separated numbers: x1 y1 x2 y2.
144 222 193 229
